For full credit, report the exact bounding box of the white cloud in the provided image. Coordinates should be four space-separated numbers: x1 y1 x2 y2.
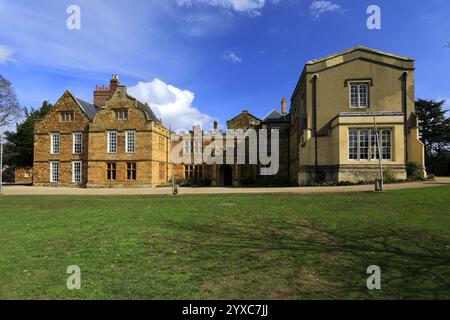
223 51 242 63
177 0 272 16
0 45 13 64
128 78 215 130
310 1 341 18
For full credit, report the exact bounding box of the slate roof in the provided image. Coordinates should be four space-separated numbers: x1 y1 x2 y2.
74 97 102 120
262 109 291 123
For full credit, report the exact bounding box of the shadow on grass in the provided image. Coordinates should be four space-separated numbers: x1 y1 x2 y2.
160 219 450 299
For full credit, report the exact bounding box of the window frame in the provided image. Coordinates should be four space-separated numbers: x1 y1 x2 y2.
107 131 118 154
126 162 137 180
50 133 60 155
72 161 82 183
72 132 83 155
349 82 370 109
115 110 128 120
50 161 59 183
107 162 117 180
125 130 136 154
348 128 393 161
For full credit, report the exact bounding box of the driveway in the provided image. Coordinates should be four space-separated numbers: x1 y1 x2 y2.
2 177 449 196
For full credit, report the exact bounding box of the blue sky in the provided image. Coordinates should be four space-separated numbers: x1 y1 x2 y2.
0 0 449 129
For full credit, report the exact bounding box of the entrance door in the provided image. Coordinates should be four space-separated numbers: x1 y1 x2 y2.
220 165 233 187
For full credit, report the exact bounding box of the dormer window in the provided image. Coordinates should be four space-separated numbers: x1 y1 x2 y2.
115 110 128 120
61 112 74 122
350 82 369 108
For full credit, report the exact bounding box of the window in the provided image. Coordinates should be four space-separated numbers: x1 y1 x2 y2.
73 133 82 154
184 165 202 180
107 162 116 180
159 136 165 151
359 129 369 160
194 140 202 155
107 131 117 153
125 131 136 153
50 162 59 183
72 161 82 183
24 171 31 178
159 163 165 180
350 83 369 108
381 129 392 160
349 129 358 160
194 165 203 180
184 165 193 179
115 110 128 120
349 128 392 161
51 133 60 154
127 162 136 180
184 140 192 155
61 112 74 122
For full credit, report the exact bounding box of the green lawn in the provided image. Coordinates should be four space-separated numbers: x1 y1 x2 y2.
0 186 449 300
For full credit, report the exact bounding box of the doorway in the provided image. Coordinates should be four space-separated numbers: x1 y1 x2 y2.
220 165 233 187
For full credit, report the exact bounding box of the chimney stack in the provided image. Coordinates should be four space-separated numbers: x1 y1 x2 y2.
109 74 120 95
281 97 287 114
94 83 111 106
213 120 218 130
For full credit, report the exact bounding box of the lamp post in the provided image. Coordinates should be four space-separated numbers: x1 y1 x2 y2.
373 114 384 192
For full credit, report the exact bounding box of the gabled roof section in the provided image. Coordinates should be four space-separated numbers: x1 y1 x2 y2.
263 109 291 123
306 46 414 66
127 94 160 123
74 97 102 120
263 109 282 121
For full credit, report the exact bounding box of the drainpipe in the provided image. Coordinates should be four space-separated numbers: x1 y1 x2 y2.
402 72 408 163
312 74 319 182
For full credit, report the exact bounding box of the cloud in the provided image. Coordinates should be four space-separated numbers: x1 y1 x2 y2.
177 0 271 16
0 45 13 64
128 78 215 130
310 1 341 18
223 51 242 63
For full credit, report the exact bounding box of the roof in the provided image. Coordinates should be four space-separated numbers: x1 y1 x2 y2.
306 46 414 65
130 96 160 123
262 109 291 123
74 97 101 120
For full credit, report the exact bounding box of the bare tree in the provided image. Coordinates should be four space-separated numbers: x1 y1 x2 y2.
443 41 450 49
0 74 21 128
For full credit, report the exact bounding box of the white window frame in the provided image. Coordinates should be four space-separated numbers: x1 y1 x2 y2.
72 161 82 183
107 131 118 154
184 140 192 155
50 161 59 183
125 130 136 154
349 82 369 108
50 133 60 155
349 128 393 161
73 132 83 155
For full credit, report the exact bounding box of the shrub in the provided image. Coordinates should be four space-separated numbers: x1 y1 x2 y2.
383 168 398 183
406 161 423 181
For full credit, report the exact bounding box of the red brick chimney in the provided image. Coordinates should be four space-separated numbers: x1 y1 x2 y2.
281 97 287 114
93 84 111 106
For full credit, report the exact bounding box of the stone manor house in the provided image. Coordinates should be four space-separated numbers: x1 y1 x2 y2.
33 46 426 187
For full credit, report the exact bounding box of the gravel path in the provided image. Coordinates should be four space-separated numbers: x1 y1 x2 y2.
2 177 449 196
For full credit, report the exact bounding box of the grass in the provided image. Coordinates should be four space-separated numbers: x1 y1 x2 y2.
0 186 449 300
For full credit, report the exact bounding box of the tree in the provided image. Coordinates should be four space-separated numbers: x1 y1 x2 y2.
415 99 450 174
0 74 22 128
4 101 52 167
